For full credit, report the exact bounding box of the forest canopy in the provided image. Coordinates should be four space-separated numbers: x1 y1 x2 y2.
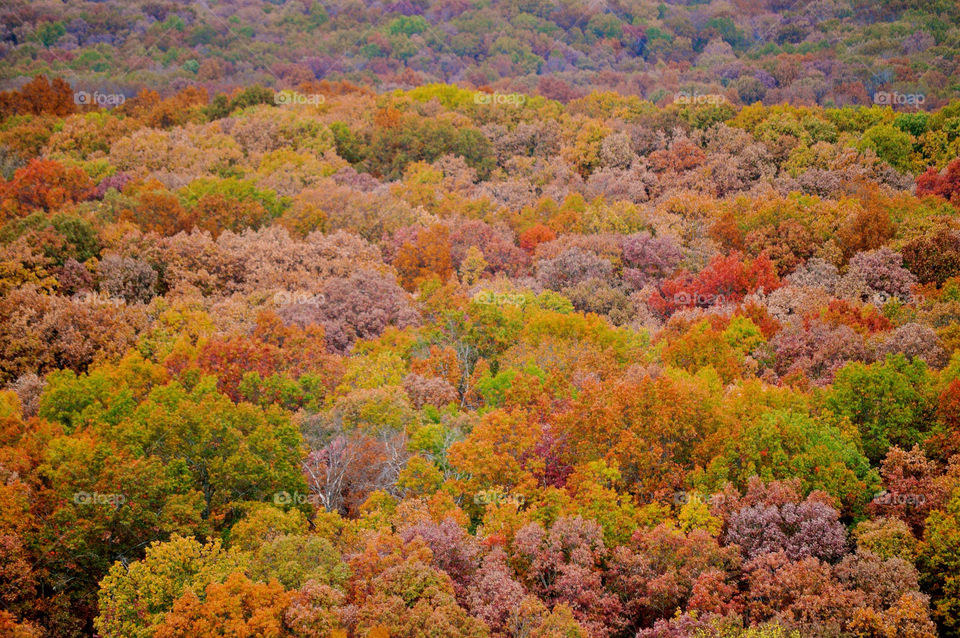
2 0 960 636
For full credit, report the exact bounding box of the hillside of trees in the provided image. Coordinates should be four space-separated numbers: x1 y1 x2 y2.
2 0 960 631
2 0 959 107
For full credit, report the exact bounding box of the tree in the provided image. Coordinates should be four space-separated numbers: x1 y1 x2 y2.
556 371 721 497
621 232 682 288
857 124 915 173
697 410 876 514
313 269 420 353
97 254 158 304
394 224 455 290
512 517 622 637
197 336 284 401
724 486 847 562
825 355 937 464
765 320 868 385
607 524 741 632
95 535 245 638
400 518 479 599
838 248 917 303
345 532 488 637
283 580 346 637
122 183 192 236
902 227 960 285
0 75 75 119
741 552 864 637
44 372 306 523
919 490 960 637
366 113 495 180
246 534 349 590
648 252 779 318
153 572 294 638
853 517 919 562
0 159 93 218
535 248 614 291
868 446 948 535
465 548 526 634
0 285 147 384
916 158 960 204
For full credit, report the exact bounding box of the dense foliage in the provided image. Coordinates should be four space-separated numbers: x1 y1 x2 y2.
2 44 960 638
1 0 960 107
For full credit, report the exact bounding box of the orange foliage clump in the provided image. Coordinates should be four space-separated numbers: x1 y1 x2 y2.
0 75 76 119
518 224 557 253
0 159 93 219
394 224 454 290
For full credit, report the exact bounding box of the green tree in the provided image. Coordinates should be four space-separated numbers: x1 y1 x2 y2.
825 354 937 464
858 123 915 172
920 490 960 637
697 409 877 514
95 535 245 638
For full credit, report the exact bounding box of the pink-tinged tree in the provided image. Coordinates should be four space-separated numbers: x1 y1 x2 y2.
764 320 867 385
283 580 346 637
318 270 420 353
875 323 948 369
97 254 158 304
620 232 682 289
724 491 848 562
839 247 917 303
902 227 960 285
868 446 948 535
301 433 407 517
535 248 614 291
399 518 480 599
742 551 864 636
402 373 458 409
447 218 528 276
834 549 923 611
607 524 741 633
512 516 623 637
275 269 419 353
743 549 936 638
465 547 526 635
